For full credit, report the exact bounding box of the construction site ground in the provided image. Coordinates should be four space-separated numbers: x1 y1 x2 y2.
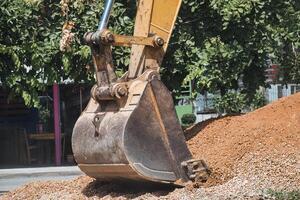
2 93 300 200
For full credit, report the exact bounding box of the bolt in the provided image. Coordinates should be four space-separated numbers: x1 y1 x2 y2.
155 37 164 47
117 87 127 96
106 33 115 43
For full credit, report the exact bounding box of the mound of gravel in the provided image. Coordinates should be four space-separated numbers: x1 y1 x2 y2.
187 92 300 198
2 93 300 200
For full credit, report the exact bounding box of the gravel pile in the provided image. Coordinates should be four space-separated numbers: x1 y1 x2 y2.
2 93 300 199
187 92 300 198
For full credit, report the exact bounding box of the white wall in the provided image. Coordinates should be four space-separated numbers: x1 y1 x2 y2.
265 84 300 103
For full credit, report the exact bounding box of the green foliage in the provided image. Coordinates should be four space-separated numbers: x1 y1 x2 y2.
214 91 246 114
38 106 50 123
180 0 300 101
266 189 300 200
181 113 197 125
0 0 134 106
250 89 266 110
1 0 300 107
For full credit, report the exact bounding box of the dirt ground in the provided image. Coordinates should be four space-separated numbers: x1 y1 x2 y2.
2 93 300 200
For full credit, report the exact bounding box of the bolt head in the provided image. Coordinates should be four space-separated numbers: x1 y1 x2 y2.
117 87 127 96
156 37 165 46
106 33 115 43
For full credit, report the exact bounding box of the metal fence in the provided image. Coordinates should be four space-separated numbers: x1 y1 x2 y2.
265 84 300 103
193 84 300 123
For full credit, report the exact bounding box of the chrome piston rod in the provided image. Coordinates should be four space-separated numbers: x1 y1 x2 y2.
98 0 115 31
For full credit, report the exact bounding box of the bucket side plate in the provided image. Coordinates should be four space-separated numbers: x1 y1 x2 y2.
123 79 192 182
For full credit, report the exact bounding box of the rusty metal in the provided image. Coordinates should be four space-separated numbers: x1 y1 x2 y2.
181 159 211 183
72 0 210 184
85 30 164 48
73 74 197 183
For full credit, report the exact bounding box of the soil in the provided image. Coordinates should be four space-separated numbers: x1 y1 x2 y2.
2 93 300 200
187 92 300 188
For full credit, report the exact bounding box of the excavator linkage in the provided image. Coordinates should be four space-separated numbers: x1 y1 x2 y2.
72 0 210 184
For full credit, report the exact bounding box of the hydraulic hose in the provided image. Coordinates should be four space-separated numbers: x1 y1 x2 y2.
98 0 115 31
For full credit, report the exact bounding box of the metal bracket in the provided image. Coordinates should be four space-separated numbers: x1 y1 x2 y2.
93 113 105 137
84 30 164 48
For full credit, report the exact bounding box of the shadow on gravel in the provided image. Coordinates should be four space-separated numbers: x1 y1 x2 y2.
82 179 177 199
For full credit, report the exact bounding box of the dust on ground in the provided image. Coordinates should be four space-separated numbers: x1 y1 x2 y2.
2 93 300 200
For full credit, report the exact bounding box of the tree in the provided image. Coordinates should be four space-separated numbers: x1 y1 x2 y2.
1 0 300 107
0 0 134 106
178 0 300 102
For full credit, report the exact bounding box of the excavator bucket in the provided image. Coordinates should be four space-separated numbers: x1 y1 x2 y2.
72 0 210 184
73 77 195 183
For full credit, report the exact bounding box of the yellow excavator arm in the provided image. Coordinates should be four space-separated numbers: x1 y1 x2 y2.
72 0 210 185
128 0 182 78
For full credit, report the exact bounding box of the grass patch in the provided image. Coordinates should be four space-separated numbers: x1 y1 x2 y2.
266 189 300 200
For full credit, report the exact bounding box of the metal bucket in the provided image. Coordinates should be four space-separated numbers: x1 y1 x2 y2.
72 78 194 183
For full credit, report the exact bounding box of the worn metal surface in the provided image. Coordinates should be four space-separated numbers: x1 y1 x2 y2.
181 159 211 183
128 0 154 79
72 0 210 184
128 0 182 79
105 34 164 47
72 77 193 183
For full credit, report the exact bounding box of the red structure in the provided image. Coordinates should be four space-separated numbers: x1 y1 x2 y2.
53 84 62 165
266 64 279 83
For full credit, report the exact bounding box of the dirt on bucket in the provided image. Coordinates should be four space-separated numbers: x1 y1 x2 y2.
2 93 300 200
